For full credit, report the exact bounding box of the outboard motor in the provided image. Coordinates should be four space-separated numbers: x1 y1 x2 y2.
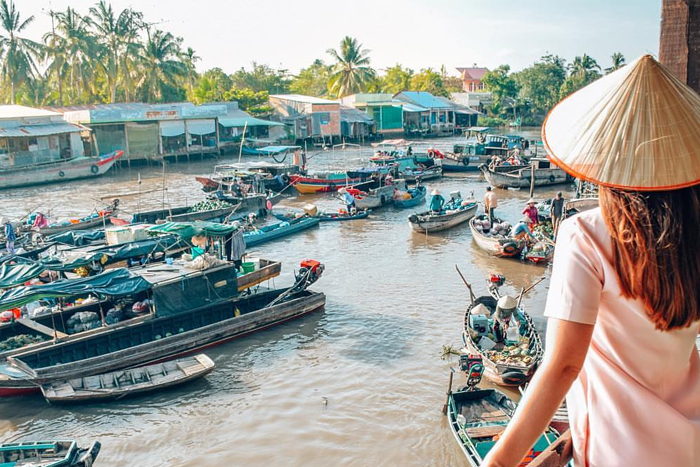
297 259 324 288
460 354 484 390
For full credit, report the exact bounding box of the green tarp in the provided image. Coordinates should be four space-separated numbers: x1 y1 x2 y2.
0 268 151 310
0 260 46 289
46 229 105 246
147 221 237 239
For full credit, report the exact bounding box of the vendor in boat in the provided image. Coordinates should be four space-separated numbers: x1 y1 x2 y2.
1 218 15 255
231 179 244 198
32 212 49 230
550 191 565 237
339 187 356 214
492 295 520 342
484 187 498 222
513 217 536 244
522 198 539 225
227 222 246 270
429 189 445 213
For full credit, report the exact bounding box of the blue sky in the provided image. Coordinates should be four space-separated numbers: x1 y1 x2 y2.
21 0 661 75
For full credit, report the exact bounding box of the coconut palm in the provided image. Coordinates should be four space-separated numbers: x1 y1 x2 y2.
181 46 200 96
0 0 43 104
606 52 626 74
327 36 375 98
568 54 601 77
137 29 187 102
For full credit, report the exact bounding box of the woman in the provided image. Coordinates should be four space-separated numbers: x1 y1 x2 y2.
482 55 700 467
429 188 444 213
521 198 538 225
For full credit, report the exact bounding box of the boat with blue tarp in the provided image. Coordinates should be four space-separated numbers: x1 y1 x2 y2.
393 186 427 209
244 217 320 247
0 440 101 466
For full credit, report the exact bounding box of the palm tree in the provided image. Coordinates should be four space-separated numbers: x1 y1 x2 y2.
327 36 375 98
606 52 626 74
137 29 187 102
181 46 200 97
568 54 601 77
0 0 43 104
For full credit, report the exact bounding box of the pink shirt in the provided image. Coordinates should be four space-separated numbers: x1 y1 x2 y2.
544 208 700 467
522 205 538 224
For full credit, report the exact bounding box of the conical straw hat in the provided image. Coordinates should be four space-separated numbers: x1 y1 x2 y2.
542 54 700 191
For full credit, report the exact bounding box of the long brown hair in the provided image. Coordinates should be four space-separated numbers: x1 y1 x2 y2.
599 185 700 331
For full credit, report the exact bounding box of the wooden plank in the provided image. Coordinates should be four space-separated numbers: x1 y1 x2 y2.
465 424 506 438
659 0 700 92
528 430 573 467
16 318 67 339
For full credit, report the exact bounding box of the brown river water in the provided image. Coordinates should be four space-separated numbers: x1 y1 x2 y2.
0 133 571 466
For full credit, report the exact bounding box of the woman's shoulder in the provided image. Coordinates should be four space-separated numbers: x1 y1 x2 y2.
558 207 611 257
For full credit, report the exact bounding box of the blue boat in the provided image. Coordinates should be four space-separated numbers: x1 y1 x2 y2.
244 217 320 247
272 209 370 222
0 440 101 466
393 186 427 209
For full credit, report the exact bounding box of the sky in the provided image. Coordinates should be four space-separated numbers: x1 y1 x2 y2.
20 0 662 76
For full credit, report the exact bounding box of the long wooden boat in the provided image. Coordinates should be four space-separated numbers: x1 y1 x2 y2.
132 195 267 224
408 202 478 233
41 354 215 403
462 295 544 386
0 150 123 190
349 179 408 210
290 172 368 194
479 158 573 189
244 217 320 247
272 209 370 222
36 210 119 236
3 281 325 394
469 215 523 258
447 387 560 466
401 165 442 183
392 186 426 209
0 440 101 467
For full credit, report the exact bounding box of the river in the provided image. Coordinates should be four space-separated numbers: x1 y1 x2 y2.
0 132 570 466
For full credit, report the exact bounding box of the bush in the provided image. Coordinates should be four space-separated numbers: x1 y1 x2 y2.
478 116 508 127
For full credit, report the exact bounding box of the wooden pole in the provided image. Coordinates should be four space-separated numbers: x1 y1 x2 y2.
455 264 476 303
659 0 700 93
529 163 535 198
238 121 248 164
442 370 454 415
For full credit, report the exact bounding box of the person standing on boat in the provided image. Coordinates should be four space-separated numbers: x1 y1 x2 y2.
521 199 539 225
339 187 356 214
2 218 15 255
481 55 700 467
484 187 498 222
429 189 445 213
550 192 565 237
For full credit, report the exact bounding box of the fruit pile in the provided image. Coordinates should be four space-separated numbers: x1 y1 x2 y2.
0 334 46 351
485 340 535 367
188 200 233 213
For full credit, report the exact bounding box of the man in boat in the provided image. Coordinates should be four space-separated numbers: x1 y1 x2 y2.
231 179 244 198
227 222 246 270
429 189 445 213
339 187 356 214
522 198 539 225
550 191 565 237
484 187 498 222
1 218 15 255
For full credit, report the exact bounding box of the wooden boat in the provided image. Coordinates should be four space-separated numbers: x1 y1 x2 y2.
1 262 325 394
469 215 524 259
565 197 599 214
408 201 478 233
392 186 426 209
35 205 119 236
447 387 560 466
272 209 370 222
401 165 442 183
41 354 215 403
244 217 320 247
195 160 298 193
462 294 544 386
132 194 267 224
0 150 123 190
0 440 101 467
349 179 408 210
480 158 573 189
290 172 369 194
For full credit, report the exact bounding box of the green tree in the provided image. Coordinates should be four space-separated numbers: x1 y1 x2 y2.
180 46 200 96
440 65 463 93
482 65 519 113
513 54 567 115
381 64 413 94
410 68 448 97
190 67 232 104
606 52 626 74
289 59 331 96
560 54 601 99
16 73 57 106
327 36 375 98
231 62 289 94
137 29 187 102
0 0 42 104
223 88 271 116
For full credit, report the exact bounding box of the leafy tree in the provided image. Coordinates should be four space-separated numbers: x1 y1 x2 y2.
606 52 626 74
137 29 187 102
289 59 331 96
0 0 42 103
231 62 289 94
327 36 375 98
513 54 567 115
560 54 601 99
223 88 271 116
440 65 463 93
482 65 519 113
190 67 232 103
381 64 413 94
180 46 200 95
410 68 448 97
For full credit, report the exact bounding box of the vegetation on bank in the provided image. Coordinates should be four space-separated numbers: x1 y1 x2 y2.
2 0 625 123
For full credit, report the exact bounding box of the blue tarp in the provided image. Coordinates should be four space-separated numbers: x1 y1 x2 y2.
46 229 105 246
0 268 151 310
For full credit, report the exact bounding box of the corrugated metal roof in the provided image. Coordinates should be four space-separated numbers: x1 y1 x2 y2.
340 106 374 124
219 109 284 127
58 102 227 124
456 67 489 80
395 91 452 109
400 103 428 113
0 122 88 137
0 105 60 120
270 94 339 105
435 96 480 114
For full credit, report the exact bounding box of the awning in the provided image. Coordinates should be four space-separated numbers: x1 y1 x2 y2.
0 268 151 310
0 260 46 290
160 120 186 137
454 108 480 115
400 104 428 113
147 221 238 239
218 116 284 128
0 122 89 138
186 119 216 135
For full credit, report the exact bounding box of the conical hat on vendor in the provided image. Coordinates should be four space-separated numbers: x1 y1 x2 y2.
497 295 517 310
472 303 490 316
431 189 440 195
338 187 347 194
542 54 700 191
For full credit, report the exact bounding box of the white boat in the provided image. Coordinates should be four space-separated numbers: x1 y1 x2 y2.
408 202 478 233
350 179 408 210
0 151 123 190
480 158 573 189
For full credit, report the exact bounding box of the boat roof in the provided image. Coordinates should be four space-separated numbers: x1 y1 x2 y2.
147 221 238 238
372 139 410 148
216 161 296 171
465 126 491 132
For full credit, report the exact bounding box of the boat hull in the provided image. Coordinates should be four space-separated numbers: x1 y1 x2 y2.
244 217 320 247
408 203 478 233
441 156 483 173
393 186 427 209
469 217 523 258
36 212 118 236
0 151 123 190
290 175 365 194
480 165 573 189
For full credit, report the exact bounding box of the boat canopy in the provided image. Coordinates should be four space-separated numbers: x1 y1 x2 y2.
0 259 46 290
46 229 105 247
0 268 151 310
147 221 238 239
256 145 301 154
465 126 491 133
371 139 410 148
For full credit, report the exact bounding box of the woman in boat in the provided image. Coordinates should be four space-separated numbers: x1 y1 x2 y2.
482 55 700 467
429 189 445 213
521 199 539 225
32 212 49 230
339 187 356 214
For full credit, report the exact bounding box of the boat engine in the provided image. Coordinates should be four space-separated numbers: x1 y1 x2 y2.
297 259 324 288
487 273 506 296
460 354 484 390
